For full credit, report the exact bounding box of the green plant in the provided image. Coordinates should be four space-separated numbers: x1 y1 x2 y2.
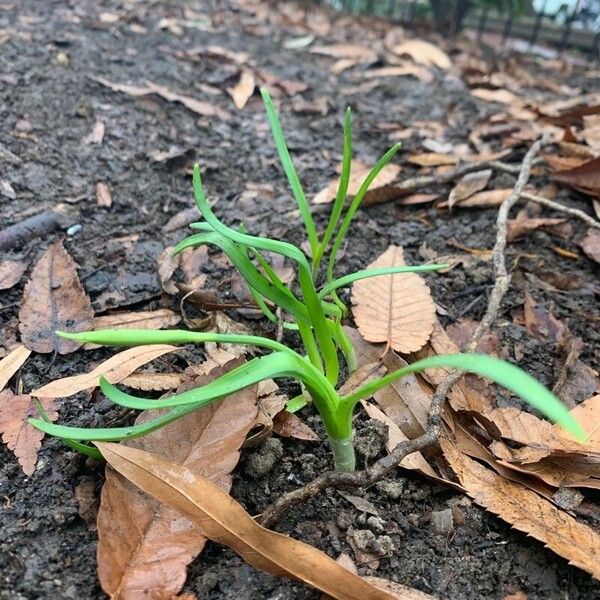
30 89 585 471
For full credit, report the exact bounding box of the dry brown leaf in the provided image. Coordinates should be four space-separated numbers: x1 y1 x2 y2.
470 88 525 107
450 188 512 208
312 160 400 205
407 153 458 167
391 39 451 71
120 372 185 392
582 114 600 152
553 156 600 198
97 361 258 600
96 442 399 600
91 76 231 120
227 69 255 109
0 345 31 392
31 345 176 398
447 169 492 210
440 438 600 579
309 43 377 63
272 411 320 441
0 390 57 476
351 246 436 354
507 210 567 242
18 240 94 354
580 228 600 264
0 259 27 290
362 65 433 83
96 182 112 208
91 308 180 332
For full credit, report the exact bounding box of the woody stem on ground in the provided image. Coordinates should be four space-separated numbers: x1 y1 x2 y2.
258 136 546 529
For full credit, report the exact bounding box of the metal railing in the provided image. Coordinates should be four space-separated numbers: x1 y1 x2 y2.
324 1 600 59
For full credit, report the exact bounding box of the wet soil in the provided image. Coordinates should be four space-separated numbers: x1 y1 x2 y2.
1 1 599 598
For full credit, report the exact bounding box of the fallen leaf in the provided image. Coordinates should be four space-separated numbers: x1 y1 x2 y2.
0 390 57 476
351 246 436 354
91 76 230 120
96 362 258 600
227 69 255 110
471 88 525 107
580 228 600 263
82 120 105 144
362 65 433 83
96 442 399 600
162 206 201 233
96 182 112 208
156 246 179 295
283 34 315 50
391 39 451 70
447 169 492 210
448 188 512 208
440 438 600 579
272 411 320 441
0 259 27 290
291 96 329 115
31 345 176 398
523 289 566 344
553 156 600 198
582 114 600 152
74 477 99 530
312 160 400 205
507 209 566 241
309 43 377 63
91 309 181 332
18 240 94 354
0 345 31 392
407 153 458 167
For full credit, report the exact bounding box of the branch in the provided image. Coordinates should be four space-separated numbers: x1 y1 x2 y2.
520 192 600 230
259 137 546 529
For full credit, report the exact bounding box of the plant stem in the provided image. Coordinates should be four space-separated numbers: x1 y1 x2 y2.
328 435 356 472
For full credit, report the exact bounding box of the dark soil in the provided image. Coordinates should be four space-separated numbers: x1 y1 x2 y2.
1 1 599 599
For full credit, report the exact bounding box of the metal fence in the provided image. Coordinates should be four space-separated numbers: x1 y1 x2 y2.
324 1 600 59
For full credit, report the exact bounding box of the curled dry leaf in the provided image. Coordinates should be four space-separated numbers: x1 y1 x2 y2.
272 411 320 441
351 245 436 354
446 188 512 209
391 39 451 70
97 361 258 600
120 372 186 392
227 69 255 109
362 65 433 84
312 160 400 205
31 345 176 398
0 390 58 476
447 169 492 210
440 438 600 580
0 259 28 290
90 76 231 120
470 88 525 107
0 345 31 391
553 156 600 198
407 153 458 167
18 240 94 354
96 442 399 600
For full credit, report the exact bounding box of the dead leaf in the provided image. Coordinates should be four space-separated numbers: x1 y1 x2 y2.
582 114 600 153
82 120 105 145
507 209 566 241
362 65 433 83
291 96 329 115
0 390 57 476
91 309 181 332
523 289 566 344
96 182 112 208
18 240 94 354
407 153 458 167
31 345 176 398
156 246 179 295
580 228 600 263
471 88 525 107
391 39 451 71
0 259 27 290
309 43 377 63
227 69 255 109
312 160 400 205
0 345 31 392
96 442 399 600
553 156 600 198
448 188 512 208
97 361 258 600
74 477 99 530
447 169 492 210
351 246 436 354
441 438 600 579
91 76 231 120
272 411 320 441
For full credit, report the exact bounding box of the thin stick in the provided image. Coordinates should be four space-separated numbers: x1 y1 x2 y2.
259 138 545 529
520 192 600 230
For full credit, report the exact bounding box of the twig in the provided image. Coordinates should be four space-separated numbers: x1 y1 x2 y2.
0 204 77 252
259 138 545 529
520 192 600 230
